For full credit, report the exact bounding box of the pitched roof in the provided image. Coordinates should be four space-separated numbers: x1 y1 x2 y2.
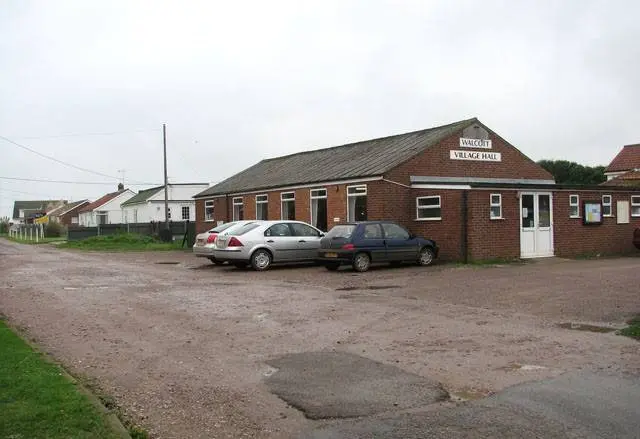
121 186 164 206
12 200 66 219
601 170 640 187
56 200 90 216
79 189 129 213
605 144 640 173
195 118 478 197
46 204 69 216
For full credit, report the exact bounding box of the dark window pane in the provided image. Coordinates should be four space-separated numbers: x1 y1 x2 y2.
265 223 291 237
290 223 319 237
382 223 409 239
363 224 383 239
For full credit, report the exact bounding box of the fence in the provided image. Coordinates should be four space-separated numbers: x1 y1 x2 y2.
67 222 196 246
8 224 46 242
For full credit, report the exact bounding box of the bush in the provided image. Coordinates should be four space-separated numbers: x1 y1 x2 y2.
0 222 8 234
44 221 65 238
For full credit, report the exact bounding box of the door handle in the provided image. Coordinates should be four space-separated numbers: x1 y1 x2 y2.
298 240 306 243
267 240 274 243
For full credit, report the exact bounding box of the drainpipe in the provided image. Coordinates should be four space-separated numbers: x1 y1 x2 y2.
461 190 469 264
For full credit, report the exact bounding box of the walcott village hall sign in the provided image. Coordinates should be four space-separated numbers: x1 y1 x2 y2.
450 137 502 162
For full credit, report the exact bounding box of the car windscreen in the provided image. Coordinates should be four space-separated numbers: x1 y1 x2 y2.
210 222 236 233
326 225 357 239
229 222 261 236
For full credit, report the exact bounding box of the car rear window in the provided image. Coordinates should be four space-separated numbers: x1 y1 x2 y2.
210 222 236 233
326 225 356 239
230 222 261 236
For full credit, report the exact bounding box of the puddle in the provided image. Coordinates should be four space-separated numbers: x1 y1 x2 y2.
498 363 548 372
557 322 616 333
155 261 180 265
336 285 399 291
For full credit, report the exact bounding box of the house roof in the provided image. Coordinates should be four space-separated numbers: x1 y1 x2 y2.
56 200 90 216
46 204 69 216
195 118 478 198
601 170 640 187
12 200 65 219
79 189 129 213
121 186 164 206
605 144 640 173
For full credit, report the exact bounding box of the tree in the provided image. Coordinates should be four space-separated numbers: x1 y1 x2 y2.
537 160 606 185
0 216 9 234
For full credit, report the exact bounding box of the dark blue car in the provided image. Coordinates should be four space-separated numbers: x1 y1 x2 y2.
317 221 438 272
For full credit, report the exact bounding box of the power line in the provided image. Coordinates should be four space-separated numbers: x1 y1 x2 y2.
0 176 160 185
0 135 121 180
9 128 160 140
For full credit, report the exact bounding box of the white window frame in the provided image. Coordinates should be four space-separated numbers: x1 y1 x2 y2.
569 194 580 218
347 185 367 222
602 195 613 217
632 196 640 217
204 200 215 221
232 197 244 221
256 194 268 220
490 193 502 220
416 196 442 221
280 192 295 220
181 205 190 221
310 188 327 229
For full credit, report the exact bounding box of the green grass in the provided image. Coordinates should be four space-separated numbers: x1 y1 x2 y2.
618 316 640 340
58 233 184 252
0 320 122 439
5 235 67 245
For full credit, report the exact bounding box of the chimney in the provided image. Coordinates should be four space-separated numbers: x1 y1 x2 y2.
118 183 124 191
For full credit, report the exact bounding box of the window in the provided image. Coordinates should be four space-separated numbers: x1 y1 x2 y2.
310 188 328 231
490 194 502 219
265 223 291 237
233 197 244 221
133 209 138 223
382 223 410 240
290 223 320 237
71 217 79 224
256 194 268 220
569 194 580 218
281 192 295 220
205 200 215 221
326 224 356 239
363 224 383 239
602 195 612 217
632 196 640 217
347 185 367 222
181 206 190 220
416 196 441 220
167 207 171 220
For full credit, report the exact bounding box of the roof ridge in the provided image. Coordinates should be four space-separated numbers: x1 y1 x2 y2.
261 117 478 163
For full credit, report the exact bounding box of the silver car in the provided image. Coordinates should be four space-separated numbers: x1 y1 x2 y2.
213 220 325 270
192 221 253 264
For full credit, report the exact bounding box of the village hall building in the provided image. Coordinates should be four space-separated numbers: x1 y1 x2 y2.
194 118 640 262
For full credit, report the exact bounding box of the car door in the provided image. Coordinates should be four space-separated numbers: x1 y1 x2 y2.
381 223 417 261
264 223 297 261
289 223 323 260
359 223 386 261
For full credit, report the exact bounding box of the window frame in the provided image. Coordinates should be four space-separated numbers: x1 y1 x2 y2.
569 194 580 218
232 197 244 221
204 200 215 221
632 195 640 217
280 192 296 220
602 195 613 217
255 194 268 220
416 196 442 221
181 205 190 221
346 185 367 222
490 193 503 220
310 188 328 230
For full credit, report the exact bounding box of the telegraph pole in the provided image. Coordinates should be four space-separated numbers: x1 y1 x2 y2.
163 123 169 229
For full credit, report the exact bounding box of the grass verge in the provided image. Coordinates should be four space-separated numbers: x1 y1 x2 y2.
618 316 640 340
5 235 67 245
58 233 185 252
0 320 125 438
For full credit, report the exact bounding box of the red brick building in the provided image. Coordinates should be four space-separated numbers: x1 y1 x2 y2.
194 118 640 261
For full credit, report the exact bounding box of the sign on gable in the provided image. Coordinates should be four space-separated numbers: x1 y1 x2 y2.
459 138 492 149
450 150 502 162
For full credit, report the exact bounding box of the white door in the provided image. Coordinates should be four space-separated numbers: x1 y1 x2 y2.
520 193 554 258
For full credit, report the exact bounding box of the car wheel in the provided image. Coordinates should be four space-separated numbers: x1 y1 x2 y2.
208 257 223 265
352 252 371 272
418 247 435 266
251 249 272 271
325 262 341 271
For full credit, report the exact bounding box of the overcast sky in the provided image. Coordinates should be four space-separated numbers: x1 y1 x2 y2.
1 0 639 218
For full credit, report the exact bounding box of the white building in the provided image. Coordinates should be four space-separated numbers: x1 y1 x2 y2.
78 185 136 227
121 183 208 223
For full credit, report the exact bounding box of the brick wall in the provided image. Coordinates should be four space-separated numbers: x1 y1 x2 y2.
553 191 640 257
385 130 554 184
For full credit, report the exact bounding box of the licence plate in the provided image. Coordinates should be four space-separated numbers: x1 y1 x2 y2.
324 252 338 258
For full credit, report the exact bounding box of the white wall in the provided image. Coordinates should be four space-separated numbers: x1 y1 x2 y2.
147 184 208 203
123 201 197 223
79 190 135 227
